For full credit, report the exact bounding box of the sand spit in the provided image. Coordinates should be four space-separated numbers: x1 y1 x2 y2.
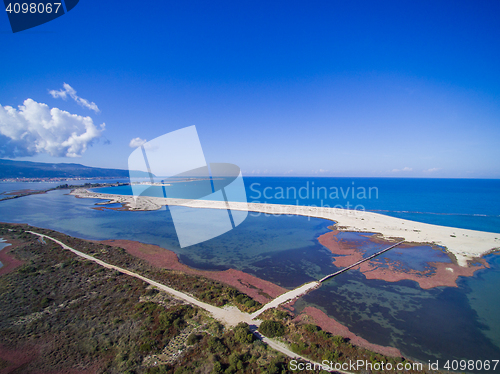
71 188 500 267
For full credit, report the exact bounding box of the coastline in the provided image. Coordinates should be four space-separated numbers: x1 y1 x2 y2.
0 239 23 276
100 239 287 304
0 222 413 368
72 188 500 267
5 221 494 362
103 237 403 357
296 306 402 358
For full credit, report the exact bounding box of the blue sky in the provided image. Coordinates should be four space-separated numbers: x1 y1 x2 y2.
1 0 499 177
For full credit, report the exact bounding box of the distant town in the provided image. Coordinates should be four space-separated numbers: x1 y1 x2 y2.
0 177 130 183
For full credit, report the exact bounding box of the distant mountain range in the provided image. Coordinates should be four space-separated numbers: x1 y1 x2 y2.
0 159 151 179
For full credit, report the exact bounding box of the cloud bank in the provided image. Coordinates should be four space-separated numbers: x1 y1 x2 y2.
0 98 105 158
392 167 412 172
129 137 147 148
425 167 441 173
49 83 100 113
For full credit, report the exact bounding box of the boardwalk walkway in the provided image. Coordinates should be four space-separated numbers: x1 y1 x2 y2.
319 241 404 283
250 281 319 319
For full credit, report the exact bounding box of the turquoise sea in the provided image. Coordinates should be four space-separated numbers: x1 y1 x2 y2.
0 177 499 368
95 177 500 233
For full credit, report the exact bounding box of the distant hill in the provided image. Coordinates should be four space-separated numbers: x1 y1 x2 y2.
0 159 152 179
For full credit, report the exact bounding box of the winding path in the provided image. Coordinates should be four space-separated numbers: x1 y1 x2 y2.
27 231 256 327
26 230 370 373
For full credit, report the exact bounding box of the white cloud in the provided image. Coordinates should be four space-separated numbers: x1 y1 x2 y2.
425 167 441 173
49 83 100 113
312 169 329 174
0 98 104 158
129 137 147 148
392 167 413 172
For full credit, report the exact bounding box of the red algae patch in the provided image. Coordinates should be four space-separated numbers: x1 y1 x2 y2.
0 344 38 374
318 230 486 289
34 364 101 374
101 239 287 304
91 206 128 211
0 240 24 276
318 231 364 268
297 307 402 358
359 257 486 289
0 342 101 374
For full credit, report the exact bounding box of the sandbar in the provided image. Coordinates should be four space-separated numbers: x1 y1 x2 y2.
72 188 500 267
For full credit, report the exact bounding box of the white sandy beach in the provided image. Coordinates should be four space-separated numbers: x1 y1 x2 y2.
71 188 500 267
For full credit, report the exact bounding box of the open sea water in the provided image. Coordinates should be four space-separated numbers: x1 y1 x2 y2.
94 177 500 233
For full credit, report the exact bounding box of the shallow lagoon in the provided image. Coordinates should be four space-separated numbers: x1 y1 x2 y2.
0 239 11 268
0 188 499 365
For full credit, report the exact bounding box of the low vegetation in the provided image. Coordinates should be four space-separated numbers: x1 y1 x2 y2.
1 223 262 313
0 223 283 373
0 223 442 373
258 308 442 374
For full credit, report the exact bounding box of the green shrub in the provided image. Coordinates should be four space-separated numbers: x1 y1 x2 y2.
211 361 223 374
235 294 246 303
40 297 52 308
186 333 199 346
303 324 319 333
274 310 289 320
244 299 256 308
233 322 253 344
259 320 285 338
332 335 345 346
